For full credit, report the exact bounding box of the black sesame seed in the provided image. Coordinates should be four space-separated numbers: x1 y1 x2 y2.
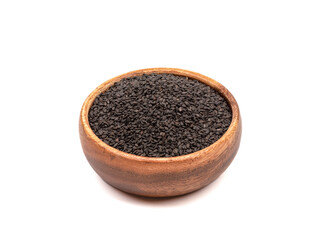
88 73 232 157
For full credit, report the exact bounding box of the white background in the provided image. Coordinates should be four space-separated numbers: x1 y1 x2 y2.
1 0 330 239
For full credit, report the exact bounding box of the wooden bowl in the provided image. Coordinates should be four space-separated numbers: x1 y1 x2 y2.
79 68 242 197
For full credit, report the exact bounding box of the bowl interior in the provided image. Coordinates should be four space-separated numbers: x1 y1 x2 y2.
81 68 240 162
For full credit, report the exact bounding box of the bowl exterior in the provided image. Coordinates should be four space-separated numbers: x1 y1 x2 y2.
79 118 241 197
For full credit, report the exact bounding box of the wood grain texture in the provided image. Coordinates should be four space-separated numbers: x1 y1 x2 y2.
79 68 242 197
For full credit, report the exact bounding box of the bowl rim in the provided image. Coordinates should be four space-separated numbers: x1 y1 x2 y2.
80 68 240 163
